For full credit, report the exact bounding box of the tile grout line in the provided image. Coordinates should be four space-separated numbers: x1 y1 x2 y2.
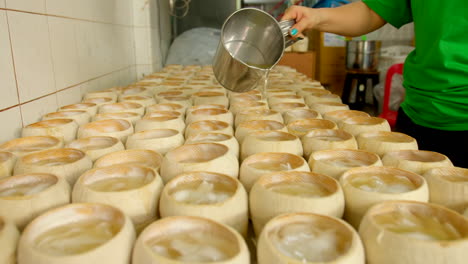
44 2 59 109
0 65 134 113
4 9 25 127
71 12 82 98
0 7 141 28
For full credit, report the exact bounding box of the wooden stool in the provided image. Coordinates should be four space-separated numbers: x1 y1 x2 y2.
342 70 379 113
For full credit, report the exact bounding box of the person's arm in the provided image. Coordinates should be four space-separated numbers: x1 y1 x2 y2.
282 1 386 37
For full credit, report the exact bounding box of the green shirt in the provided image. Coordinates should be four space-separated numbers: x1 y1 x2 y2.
363 0 468 130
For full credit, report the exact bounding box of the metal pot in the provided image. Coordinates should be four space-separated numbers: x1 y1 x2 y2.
346 40 381 72
213 8 297 93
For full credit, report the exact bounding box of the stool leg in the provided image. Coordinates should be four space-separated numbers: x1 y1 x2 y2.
356 77 367 108
342 74 353 105
365 77 374 105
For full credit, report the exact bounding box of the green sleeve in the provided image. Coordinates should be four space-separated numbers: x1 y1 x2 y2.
362 0 413 28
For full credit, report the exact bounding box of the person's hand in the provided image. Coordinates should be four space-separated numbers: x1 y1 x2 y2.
282 5 320 38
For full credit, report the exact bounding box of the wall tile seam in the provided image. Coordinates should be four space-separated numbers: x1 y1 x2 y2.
0 64 135 113
45 12 58 108
4 6 24 126
0 7 136 27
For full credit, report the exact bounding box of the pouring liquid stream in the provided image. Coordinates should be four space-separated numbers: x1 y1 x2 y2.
243 61 272 96
262 70 270 99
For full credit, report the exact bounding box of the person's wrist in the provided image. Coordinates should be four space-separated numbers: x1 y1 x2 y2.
309 8 322 30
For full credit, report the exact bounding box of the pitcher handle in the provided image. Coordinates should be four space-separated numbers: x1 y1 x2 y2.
279 19 299 48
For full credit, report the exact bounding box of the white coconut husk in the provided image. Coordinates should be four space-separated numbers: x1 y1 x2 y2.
94 149 163 172
155 91 185 101
322 110 370 124
282 108 321 125
265 89 296 98
359 200 468 264
235 120 287 144
14 148 92 185
186 132 239 159
305 93 343 106
72 164 164 233
0 136 63 158
239 152 310 192
92 112 141 125
192 92 229 107
59 103 98 116
126 129 184 155
82 97 116 107
302 129 357 160
270 102 308 114
78 119 133 143
160 143 239 183
357 131 418 157
235 109 284 128
22 119 79 144
340 166 429 228
186 108 234 126
382 150 453 175
144 110 183 121
185 120 233 138
159 172 248 236
135 116 185 133
309 102 350 115
119 95 156 108
132 216 250 264
120 86 152 97
67 136 125 161
286 118 337 137
83 90 118 101
229 101 268 115
146 103 186 116
187 104 227 113
0 152 16 179
268 95 305 106
18 203 135 264
43 110 91 125
296 87 330 98
0 216 20 264
257 212 365 264
250 171 345 236
0 173 70 229
309 149 382 179
241 131 303 161
158 96 193 109
424 167 468 213
98 102 145 116
339 116 391 137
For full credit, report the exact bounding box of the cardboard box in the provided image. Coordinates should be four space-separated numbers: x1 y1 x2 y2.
308 30 347 95
278 51 316 79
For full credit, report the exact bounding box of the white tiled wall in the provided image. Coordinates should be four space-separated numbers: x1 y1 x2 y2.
8 11 56 103
6 0 46 13
0 0 171 143
0 10 18 110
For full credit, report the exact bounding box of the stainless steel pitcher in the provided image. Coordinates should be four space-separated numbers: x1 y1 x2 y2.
213 8 297 93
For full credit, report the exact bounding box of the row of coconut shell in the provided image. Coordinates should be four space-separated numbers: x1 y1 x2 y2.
0 150 464 262
257 199 468 264
10 199 468 264
0 64 287 263
0 64 466 264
